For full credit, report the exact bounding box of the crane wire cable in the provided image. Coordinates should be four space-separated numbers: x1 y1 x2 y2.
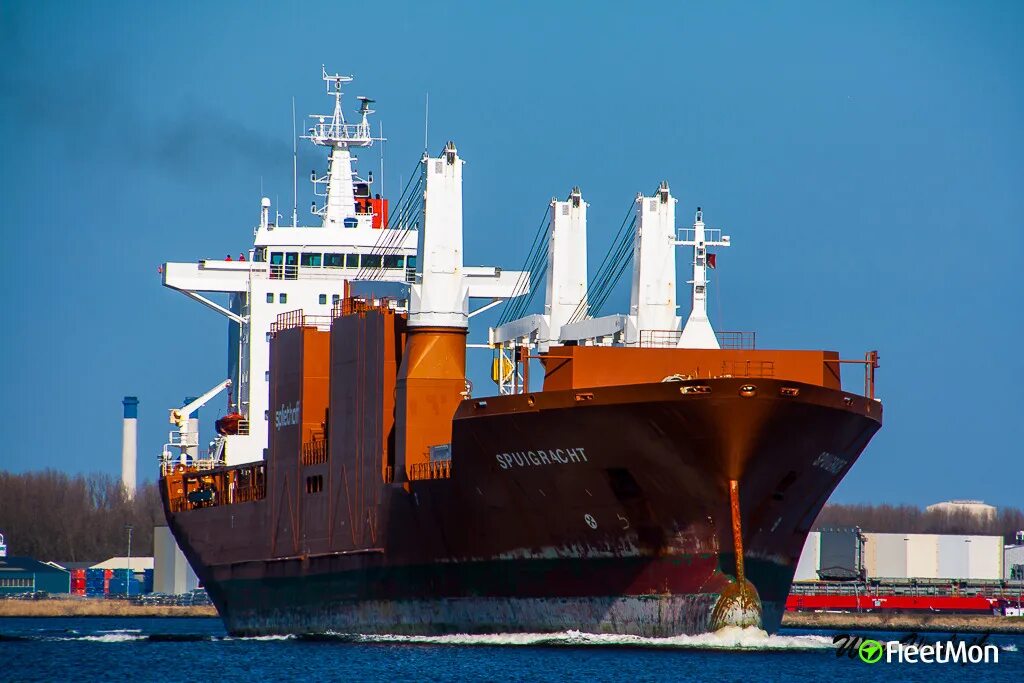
495 205 552 327
567 201 636 324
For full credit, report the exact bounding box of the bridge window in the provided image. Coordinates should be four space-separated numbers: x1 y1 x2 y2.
270 252 283 279
362 254 383 268
383 255 404 269
345 253 359 268
324 253 344 268
407 256 417 269
301 253 322 267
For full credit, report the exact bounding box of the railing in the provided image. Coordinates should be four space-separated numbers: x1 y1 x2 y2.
332 297 400 319
720 360 775 378
308 120 372 143
165 463 267 513
271 310 333 334
825 351 880 400
408 460 452 481
269 265 412 282
790 579 1024 599
638 330 756 350
236 419 250 436
677 227 724 243
717 331 756 350
269 264 299 280
169 483 267 513
639 329 682 348
301 438 328 466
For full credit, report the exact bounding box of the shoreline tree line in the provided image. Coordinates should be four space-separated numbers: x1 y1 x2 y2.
0 470 163 561
1 469 1021 561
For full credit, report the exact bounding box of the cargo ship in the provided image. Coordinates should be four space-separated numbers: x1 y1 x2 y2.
158 69 882 636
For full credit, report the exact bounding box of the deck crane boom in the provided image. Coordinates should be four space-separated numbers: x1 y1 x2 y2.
163 379 232 467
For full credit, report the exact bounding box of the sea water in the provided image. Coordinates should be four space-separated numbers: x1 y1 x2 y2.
1 617 1020 681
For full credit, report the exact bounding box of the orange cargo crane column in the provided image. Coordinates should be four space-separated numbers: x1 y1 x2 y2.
395 142 469 481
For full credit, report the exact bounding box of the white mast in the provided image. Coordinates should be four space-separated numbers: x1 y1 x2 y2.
303 66 375 228
630 181 680 336
410 141 468 329
676 206 731 348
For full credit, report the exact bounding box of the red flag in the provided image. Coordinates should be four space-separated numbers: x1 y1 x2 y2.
707 253 717 269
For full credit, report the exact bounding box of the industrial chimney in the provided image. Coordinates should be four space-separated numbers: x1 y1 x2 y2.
121 396 139 499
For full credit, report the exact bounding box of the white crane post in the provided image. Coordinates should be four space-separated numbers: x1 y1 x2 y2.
630 182 679 341
544 187 588 346
410 141 468 329
182 396 199 460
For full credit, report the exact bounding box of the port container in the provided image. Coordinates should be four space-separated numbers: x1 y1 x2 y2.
937 535 969 579
905 534 939 579
935 535 1002 580
70 569 86 596
818 529 862 580
793 532 820 581
864 533 908 579
964 535 1003 580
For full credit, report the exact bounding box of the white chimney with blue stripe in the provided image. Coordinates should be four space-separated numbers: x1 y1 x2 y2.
121 396 139 499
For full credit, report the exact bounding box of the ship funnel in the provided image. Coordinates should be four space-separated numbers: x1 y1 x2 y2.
121 396 139 499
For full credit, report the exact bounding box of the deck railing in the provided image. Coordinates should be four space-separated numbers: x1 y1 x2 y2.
408 460 451 481
301 437 328 466
638 329 755 350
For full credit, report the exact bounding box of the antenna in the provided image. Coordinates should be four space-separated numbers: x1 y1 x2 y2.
292 96 298 227
424 92 429 151
380 120 385 199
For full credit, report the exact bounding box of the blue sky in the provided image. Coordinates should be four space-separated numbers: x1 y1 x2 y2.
1 1 1021 507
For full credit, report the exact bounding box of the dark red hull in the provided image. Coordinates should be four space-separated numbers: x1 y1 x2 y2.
163 376 881 636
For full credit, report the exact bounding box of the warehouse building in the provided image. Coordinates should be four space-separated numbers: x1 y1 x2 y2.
154 526 199 594
0 556 70 595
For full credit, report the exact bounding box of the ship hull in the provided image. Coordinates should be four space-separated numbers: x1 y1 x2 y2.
164 377 881 636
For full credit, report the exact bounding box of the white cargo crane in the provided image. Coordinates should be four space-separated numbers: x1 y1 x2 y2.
162 379 232 467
